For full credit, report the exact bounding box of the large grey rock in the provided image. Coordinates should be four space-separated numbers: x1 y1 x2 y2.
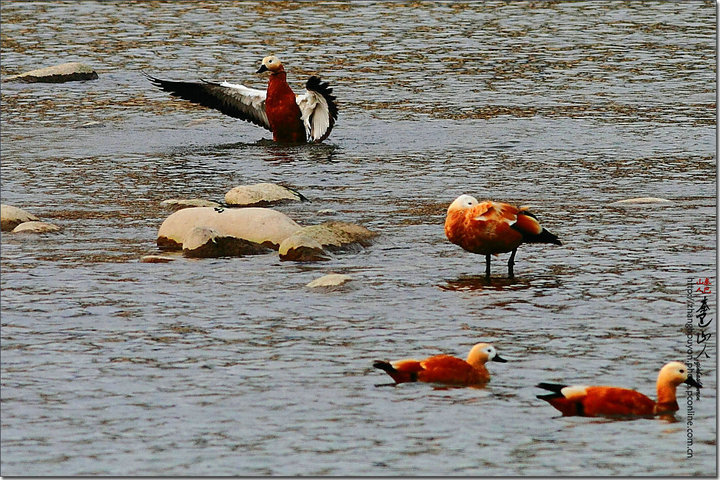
279 221 377 261
157 206 302 250
11 221 61 233
1 204 39 231
225 183 305 207
5 62 98 83
182 226 270 258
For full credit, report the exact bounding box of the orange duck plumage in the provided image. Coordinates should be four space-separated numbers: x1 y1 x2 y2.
536 361 702 418
444 194 561 278
147 55 338 144
373 343 507 387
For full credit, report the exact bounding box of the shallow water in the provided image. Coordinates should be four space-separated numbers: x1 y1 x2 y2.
1 1 716 476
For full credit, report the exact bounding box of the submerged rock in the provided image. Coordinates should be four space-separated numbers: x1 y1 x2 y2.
140 255 177 263
161 198 222 210
182 226 270 258
279 221 377 261
225 182 306 207
5 62 98 83
306 273 353 288
11 221 61 233
611 197 672 205
279 233 329 261
1 204 39 231
157 206 302 251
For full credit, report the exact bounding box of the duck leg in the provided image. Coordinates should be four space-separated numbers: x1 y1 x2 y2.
508 248 517 278
485 254 491 279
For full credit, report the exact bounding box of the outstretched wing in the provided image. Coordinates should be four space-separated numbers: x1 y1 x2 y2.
296 76 338 142
145 73 271 131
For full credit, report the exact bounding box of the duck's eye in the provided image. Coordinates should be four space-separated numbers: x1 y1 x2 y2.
680 369 685 373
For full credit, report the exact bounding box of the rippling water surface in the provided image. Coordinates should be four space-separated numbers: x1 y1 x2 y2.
1 1 716 476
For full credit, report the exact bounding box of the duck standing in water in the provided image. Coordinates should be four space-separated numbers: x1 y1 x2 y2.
444 194 561 278
146 55 338 143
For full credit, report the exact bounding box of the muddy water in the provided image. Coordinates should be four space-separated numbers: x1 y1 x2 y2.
1 1 716 476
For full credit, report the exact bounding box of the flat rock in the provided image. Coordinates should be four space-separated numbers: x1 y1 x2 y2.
1 204 39 231
182 226 270 258
306 273 353 288
225 183 306 207
157 206 302 251
278 221 377 261
161 198 223 210
5 62 98 83
140 255 176 263
11 221 61 233
611 197 672 205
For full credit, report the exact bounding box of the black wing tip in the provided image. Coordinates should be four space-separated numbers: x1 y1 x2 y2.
530 228 561 246
305 75 340 135
143 71 163 86
306 75 337 101
543 229 562 246
373 360 394 372
144 73 213 91
306 75 326 89
536 382 567 393
144 72 184 92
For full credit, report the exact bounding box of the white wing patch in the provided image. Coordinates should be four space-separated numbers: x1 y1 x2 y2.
219 81 270 127
296 90 332 142
560 385 589 399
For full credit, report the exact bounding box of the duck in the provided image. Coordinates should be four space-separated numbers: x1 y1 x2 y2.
146 55 338 144
373 342 507 386
536 361 702 418
444 194 561 278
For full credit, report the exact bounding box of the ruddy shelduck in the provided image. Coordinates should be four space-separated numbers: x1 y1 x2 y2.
444 194 561 278
147 55 338 143
373 342 507 386
536 361 702 418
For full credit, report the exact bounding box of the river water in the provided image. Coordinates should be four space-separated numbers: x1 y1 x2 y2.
1 1 716 476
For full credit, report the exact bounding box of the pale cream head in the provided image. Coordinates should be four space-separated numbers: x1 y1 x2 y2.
448 194 479 213
466 342 500 366
260 55 283 72
657 361 691 386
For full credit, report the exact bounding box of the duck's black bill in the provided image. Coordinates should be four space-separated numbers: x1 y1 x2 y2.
685 375 702 388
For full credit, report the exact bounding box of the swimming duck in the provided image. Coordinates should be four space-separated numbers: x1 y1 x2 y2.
373 342 507 386
536 361 702 417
